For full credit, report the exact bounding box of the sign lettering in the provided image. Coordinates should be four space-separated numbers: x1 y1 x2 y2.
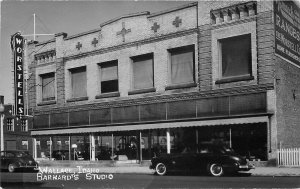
11 32 25 116
274 1 300 66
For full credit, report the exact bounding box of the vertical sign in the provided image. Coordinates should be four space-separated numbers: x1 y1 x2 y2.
11 32 25 116
274 1 300 66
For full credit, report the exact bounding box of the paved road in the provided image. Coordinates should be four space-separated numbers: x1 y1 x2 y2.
1 172 300 189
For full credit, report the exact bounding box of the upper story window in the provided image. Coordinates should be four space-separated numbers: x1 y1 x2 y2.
70 66 87 98
131 53 154 90
6 118 14 131
99 60 118 94
21 119 28 132
168 45 195 85
211 21 257 86
219 34 252 78
41 72 55 101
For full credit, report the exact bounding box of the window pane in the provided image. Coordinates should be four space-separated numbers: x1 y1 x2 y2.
100 61 118 93
101 64 118 81
140 103 166 121
170 46 194 85
71 67 87 98
221 34 251 77
101 80 118 93
112 106 139 123
41 73 55 101
132 55 153 90
168 100 196 120
230 93 266 115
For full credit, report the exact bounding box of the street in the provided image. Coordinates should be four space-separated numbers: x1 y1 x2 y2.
1 172 300 189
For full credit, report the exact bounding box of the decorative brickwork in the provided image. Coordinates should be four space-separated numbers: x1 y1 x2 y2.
211 1 257 24
34 50 56 64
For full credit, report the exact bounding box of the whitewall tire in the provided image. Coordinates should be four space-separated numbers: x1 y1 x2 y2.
155 163 167 176
208 163 224 177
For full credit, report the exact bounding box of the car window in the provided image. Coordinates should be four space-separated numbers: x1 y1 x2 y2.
199 147 213 154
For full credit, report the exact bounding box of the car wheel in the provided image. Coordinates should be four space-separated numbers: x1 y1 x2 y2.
8 164 16 173
155 163 167 176
208 163 224 177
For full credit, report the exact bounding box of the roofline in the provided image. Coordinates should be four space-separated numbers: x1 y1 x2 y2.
30 2 197 45
147 2 198 18
64 28 102 40
100 11 150 27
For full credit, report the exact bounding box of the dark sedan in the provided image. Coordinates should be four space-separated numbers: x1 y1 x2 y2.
1 150 39 173
150 144 254 176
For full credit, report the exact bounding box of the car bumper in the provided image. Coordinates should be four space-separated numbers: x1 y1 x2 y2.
223 163 255 173
238 164 255 171
19 165 39 170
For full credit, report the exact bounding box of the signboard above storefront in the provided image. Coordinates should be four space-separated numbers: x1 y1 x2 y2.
274 1 300 67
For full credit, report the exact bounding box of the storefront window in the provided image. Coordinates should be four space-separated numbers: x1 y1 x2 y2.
70 135 90 160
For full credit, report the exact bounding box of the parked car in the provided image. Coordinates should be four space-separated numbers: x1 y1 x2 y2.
149 144 255 176
0 150 39 173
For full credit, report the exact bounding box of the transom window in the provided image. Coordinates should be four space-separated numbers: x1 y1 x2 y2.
99 60 118 93
219 34 252 78
70 67 87 98
169 45 195 85
6 118 14 131
131 53 154 90
41 72 55 101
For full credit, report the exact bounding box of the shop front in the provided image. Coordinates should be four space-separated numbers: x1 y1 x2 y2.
32 116 269 162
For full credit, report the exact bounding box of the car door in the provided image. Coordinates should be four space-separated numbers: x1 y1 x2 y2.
196 146 215 172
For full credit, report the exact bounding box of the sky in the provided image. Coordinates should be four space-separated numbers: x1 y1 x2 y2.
0 0 191 104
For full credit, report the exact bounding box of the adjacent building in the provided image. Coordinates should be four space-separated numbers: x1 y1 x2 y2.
25 1 300 162
1 104 32 152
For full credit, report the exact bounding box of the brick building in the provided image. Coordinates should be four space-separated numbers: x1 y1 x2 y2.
25 1 300 162
1 105 32 152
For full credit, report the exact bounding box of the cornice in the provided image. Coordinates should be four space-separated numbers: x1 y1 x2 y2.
64 28 198 62
33 83 274 115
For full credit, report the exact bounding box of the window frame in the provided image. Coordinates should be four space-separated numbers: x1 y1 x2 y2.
69 66 87 99
21 119 28 132
40 72 56 102
168 44 196 86
98 60 119 94
217 33 253 81
211 21 257 87
130 53 155 91
6 118 14 132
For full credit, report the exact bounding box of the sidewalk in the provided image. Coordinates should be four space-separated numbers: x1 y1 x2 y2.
38 161 300 176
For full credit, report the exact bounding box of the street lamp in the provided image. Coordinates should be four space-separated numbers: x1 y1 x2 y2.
0 96 5 152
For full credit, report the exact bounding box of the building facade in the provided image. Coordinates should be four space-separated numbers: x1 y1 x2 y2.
1 105 32 152
25 1 300 162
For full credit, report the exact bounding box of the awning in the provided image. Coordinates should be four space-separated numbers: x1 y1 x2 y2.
31 116 269 135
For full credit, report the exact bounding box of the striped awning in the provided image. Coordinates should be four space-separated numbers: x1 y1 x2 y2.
31 116 269 136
